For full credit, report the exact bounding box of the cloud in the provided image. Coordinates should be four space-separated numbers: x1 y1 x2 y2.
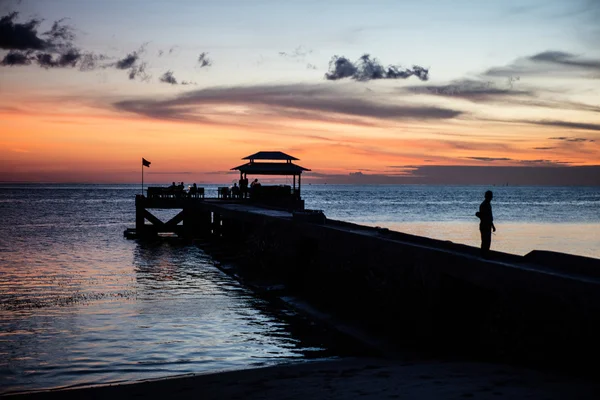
1 49 30 65
306 165 600 185
159 70 177 85
0 12 46 51
158 70 196 86
533 147 557 150
400 165 600 185
517 159 573 166
406 79 533 101
115 52 138 70
404 66 600 115
0 12 155 81
532 120 600 132
325 54 429 81
484 50 600 78
110 45 151 81
465 157 513 162
549 136 595 142
0 12 89 69
197 52 212 68
113 83 463 125
0 12 115 73
279 45 313 60
34 48 82 68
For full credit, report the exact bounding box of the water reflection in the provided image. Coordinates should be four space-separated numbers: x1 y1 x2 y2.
1 238 335 396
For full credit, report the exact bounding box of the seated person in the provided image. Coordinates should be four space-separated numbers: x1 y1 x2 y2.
231 183 240 198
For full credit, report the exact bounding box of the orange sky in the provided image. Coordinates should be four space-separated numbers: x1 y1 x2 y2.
1 95 598 184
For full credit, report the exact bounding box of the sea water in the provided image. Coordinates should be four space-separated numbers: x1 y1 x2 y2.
0 184 598 394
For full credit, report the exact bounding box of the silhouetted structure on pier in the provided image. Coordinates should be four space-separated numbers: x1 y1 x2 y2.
131 151 309 237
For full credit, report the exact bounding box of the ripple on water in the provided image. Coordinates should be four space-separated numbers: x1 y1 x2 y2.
0 185 337 395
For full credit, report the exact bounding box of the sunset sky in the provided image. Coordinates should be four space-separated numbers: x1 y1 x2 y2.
1 0 599 184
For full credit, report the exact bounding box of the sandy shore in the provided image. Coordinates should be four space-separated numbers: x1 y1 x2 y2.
6 357 599 399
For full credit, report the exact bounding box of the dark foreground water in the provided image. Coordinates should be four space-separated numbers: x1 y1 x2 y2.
0 185 333 395
0 184 598 394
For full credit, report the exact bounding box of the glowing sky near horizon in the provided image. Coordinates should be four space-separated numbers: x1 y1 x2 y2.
0 0 598 184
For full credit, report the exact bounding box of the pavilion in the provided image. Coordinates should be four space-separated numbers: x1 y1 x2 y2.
231 151 310 200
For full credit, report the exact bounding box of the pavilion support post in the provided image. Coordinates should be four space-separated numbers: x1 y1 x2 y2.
135 195 145 233
298 174 301 197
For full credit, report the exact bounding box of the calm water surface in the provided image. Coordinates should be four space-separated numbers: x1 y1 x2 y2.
303 185 600 259
0 184 598 394
0 185 331 395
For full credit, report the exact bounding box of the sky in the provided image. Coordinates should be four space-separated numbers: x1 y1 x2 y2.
0 0 599 185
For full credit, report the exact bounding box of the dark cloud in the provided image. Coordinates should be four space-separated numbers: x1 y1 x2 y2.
159 70 177 85
158 71 197 86
549 136 596 142
0 12 46 50
532 120 600 132
197 52 211 68
43 18 75 51
533 147 557 150
115 52 138 70
484 50 600 78
78 52 105 71
0 12 114 73
114 83 462 125
517 159 573 165
325 54 429 81
0 12 158 81
111 45 151 81
35 48 81 68
1 49 30 65
465 157 513 162
127 62 149 81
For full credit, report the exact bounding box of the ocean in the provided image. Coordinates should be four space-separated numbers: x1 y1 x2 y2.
0 184 598 394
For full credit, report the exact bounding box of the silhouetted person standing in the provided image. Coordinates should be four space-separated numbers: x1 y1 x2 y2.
477 190 496 258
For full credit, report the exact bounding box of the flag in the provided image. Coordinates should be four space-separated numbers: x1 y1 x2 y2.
142 158 151 167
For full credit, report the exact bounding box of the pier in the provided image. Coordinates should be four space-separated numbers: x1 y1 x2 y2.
127 152 600 371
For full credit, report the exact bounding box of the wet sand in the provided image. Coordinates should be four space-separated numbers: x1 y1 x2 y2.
7 357 599 399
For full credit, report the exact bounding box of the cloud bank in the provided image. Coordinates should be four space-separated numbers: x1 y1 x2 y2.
114 83 462 125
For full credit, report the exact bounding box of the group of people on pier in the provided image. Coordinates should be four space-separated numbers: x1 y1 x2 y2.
221 177 260 199
163 182 203 198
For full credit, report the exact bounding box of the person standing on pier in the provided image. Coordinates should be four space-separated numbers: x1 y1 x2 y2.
476 190 496 258
239 175 249 198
